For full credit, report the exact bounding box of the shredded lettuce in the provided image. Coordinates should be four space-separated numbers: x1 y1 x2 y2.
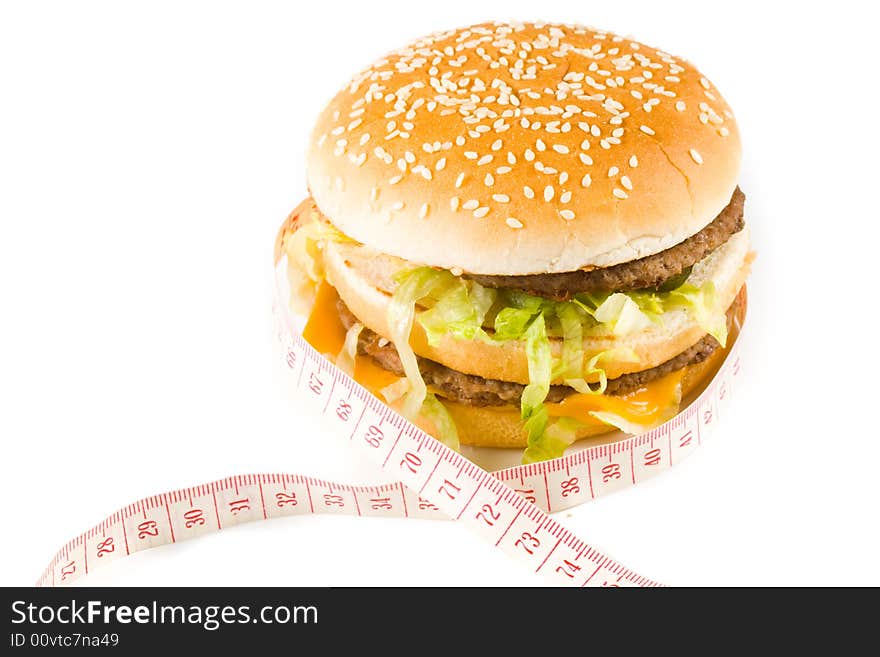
387 268 445 419
379 378 411 404
563 347 640 395
553 303 584 381
592 293 654 335
665 282 728 347
417 274 496 346
284 217 353 313
522 417 583 464
336 322 363 375
521 314 552 418
420 393 461 450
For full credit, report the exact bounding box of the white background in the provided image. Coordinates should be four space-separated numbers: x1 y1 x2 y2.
2 1 878 586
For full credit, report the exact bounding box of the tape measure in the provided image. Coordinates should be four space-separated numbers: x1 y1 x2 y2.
36 270 746 588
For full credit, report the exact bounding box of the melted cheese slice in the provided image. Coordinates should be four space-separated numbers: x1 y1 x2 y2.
303 281 399 393
302 281 682 431
545 370 683 429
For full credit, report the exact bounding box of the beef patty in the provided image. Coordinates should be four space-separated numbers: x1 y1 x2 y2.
338 295 741 407
466 187 745 300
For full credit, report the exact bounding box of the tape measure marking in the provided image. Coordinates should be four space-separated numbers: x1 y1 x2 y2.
36 288 744 588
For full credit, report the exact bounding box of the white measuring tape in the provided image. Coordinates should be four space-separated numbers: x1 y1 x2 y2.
36 271 746 588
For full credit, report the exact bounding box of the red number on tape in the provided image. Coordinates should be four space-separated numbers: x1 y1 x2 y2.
515 488 536 504
400 452 421 474
475 503 500 526
275 492 297 507
438 479 460 500
96 537 115 557
137 520 158 540
60 561 76 581
560 477 580 497
643 448 661 467
556 560 581 578
183 508 206 528
601 463 621 483
336 400 352 421
679 430 693 448
515 532 540 555
323 494 344 507
228 498 250 514
364 425 384 448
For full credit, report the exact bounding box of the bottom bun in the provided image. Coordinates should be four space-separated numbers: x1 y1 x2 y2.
432 339 730 449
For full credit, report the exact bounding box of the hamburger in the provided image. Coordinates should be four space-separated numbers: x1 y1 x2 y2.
275 21 752 463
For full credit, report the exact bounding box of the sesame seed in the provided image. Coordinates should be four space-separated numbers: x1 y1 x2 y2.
359 133 371 145
524 148 535 161
613 188 628 199
621 175 633 190
553 144 570 154
675 101 686 112
392 201 405 210
462 199 479 210
477 154 493 166
640 125 655 135
629 155 639 167
559 209 575 220
559 172 569 185
450 196 460 211
608 166 619 177
560 191 572 203
536 139 546 152
581 174 592 187
484 173 494 186
419 203 430 219
506 217 523 229
492 193 510 203
523 185 535 199
473 206 490 218
491 139 503 151
496 166 512 174
689 148 703 164
455 173 465 188
404 151 416 163
435 157 446 171
544 186 554 201
464 151 478 160
579 153 593 165
389 174 402 185
719 127 730 137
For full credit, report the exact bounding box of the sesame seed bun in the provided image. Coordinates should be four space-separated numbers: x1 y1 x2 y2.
306 21 741 275
323 227 752 384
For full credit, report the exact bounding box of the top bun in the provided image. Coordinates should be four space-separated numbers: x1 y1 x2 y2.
307 21 741 275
